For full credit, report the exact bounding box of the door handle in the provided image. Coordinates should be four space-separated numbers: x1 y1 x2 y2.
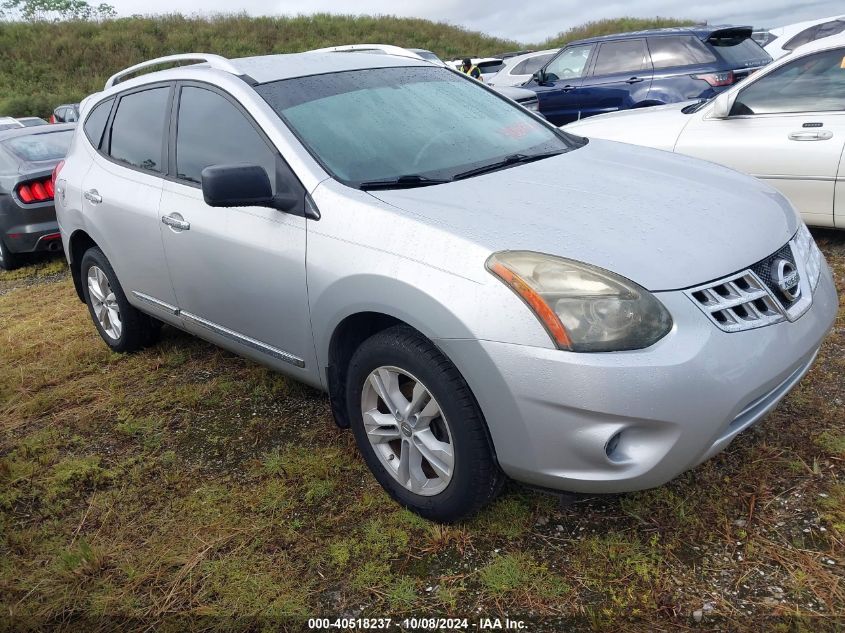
625 76 645 84
161 214 190 231
84 189 102 204
560 84 576 92
788 131 833 141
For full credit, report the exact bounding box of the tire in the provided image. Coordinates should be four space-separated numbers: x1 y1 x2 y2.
346 325 503 522
80 247 159 353
0 238 19 271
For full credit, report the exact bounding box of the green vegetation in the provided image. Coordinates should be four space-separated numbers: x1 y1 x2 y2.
0 14 698 118
538 16 698 49
1 232 844 629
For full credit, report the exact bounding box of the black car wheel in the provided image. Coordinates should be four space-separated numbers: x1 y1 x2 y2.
0 238 19 271
346 325 503 522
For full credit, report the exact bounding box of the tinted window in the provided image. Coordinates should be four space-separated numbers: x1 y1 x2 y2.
83 98 113 148
592 39 648 76
2 130 73 162
108 87 169 172
65 107 79 123
732 48 845 115
256 66 576 186
545 45 593 80
648 36 716 69
175 86 277 190
708 37 771 66
512 53 554 76
784 20 845 51
478 61 505 74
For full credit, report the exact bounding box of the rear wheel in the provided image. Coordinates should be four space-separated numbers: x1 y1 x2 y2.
0 238 19 271
346 325 502 522
81 247 159 352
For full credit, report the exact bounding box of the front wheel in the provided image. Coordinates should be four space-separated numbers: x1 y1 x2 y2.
346 325 502 522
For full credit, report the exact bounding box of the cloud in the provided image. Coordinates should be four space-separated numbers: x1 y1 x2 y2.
105 0 845 44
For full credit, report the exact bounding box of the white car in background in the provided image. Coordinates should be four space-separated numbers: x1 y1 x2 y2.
758 14 845 59
0 116 24 132
564 34 845 229
486 49 558 86
445 57 505 81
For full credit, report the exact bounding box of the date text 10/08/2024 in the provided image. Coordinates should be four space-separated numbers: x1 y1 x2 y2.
307 618 528 630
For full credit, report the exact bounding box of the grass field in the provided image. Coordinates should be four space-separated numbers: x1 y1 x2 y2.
0 14 695 119
1 231 843 631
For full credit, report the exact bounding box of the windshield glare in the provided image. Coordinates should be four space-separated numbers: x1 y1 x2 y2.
256 66 577 186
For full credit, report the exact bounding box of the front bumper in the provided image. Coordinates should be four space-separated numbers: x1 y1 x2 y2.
436 261 838 493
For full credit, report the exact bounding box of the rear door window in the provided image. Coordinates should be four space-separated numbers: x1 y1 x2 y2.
732 47 845 115
592 39 649 76
107 87 170 173
174 85 278 192
648 36 716 69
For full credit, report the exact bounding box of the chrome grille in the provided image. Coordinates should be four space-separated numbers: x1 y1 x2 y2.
686 270 786 332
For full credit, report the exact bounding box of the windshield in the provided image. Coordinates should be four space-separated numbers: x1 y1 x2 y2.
256 66 578 187
2 130 73 162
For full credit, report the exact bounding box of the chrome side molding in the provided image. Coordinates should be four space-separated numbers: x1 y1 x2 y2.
130 291 305 368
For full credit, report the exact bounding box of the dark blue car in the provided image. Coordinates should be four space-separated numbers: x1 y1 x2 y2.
525 26 772 126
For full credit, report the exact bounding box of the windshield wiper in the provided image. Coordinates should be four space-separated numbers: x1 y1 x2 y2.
452 151 564 181
359 174 451 190
682 99 709 114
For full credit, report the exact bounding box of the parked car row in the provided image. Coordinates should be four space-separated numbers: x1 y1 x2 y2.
564 32 845 229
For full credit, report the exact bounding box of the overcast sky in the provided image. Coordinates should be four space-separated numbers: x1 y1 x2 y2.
105 0 845 43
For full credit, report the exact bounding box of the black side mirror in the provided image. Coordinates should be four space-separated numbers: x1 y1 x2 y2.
202 164 274 208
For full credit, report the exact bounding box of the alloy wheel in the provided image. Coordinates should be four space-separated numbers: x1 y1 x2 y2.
361 366 454 496
87 265 122 340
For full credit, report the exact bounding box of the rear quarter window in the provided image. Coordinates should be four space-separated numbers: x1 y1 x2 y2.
83 98 114 149
648 36 716 69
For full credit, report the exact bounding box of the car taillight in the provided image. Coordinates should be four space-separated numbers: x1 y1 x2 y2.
52 160 65 192
49 114 56 124
693 71 735 87
16 177 55 204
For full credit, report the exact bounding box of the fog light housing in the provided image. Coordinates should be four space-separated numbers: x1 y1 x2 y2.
605 431 623 461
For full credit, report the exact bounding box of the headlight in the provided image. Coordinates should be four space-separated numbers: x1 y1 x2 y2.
792 223 822 292
487 251 673 352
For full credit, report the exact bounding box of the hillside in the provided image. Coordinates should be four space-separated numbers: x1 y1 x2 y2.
0 14 693 117
537 16 698 48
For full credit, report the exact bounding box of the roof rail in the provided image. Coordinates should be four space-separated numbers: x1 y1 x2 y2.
105 53 242 89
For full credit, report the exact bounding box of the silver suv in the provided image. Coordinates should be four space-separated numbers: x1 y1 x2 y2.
55 52 838 522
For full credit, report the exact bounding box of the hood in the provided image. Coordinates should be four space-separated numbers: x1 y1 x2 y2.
564 102 695 151
369 139 798 291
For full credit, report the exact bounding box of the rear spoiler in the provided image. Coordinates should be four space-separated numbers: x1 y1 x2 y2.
704 26 753 45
